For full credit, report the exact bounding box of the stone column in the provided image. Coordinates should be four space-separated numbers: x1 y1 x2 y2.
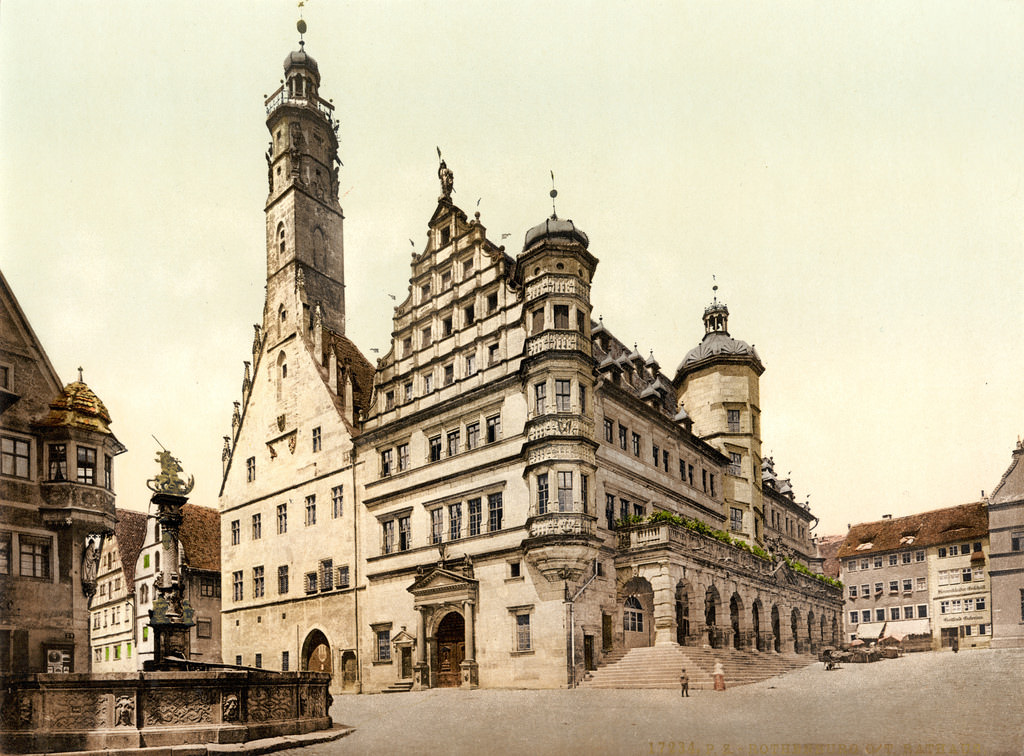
413 607 429 690
461 601 478 688
778 608 797 654
651 573 677 646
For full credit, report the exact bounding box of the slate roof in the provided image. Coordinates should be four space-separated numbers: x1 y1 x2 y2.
179 503 220 571
113 508 148 590
836 501 988 559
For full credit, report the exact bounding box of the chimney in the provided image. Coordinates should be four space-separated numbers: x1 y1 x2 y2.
343 365 355 425
882 514 892 520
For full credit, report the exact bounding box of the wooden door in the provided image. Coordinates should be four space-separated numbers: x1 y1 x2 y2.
602 614 613 651
435 612 465 687
583 635 595 671
401 647 412 678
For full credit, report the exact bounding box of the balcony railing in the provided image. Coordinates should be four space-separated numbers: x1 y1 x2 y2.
265 86 337 124
526 511 597 539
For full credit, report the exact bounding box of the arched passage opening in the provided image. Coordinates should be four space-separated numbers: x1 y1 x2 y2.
301 629 332 674
705 585 723 648
771 605 781 653
791 608 802 654
620 576 654 649
807 611 816 654
751 600 763 651
831 615 839 646
729 593 744 650
434 611 465 688
675 580 692 646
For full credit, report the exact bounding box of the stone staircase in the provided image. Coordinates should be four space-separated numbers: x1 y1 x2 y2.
382 680 414 693
580 644 815 690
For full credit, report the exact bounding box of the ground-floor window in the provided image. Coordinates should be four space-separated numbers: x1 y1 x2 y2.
623 596 643 632
516 614 532 652
376 629 391 662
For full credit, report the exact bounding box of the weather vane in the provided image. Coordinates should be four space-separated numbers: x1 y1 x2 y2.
549 170 558 218
297 1 307 42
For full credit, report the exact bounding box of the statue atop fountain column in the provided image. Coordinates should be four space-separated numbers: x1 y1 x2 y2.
144 449 196 669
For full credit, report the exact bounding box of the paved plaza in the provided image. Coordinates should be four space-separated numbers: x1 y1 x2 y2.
276 648 1024 756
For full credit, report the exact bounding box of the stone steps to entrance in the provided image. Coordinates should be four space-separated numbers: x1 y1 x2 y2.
382 680 415 693
580 644 816 690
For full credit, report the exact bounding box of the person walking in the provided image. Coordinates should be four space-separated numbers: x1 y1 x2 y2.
680 668 689 697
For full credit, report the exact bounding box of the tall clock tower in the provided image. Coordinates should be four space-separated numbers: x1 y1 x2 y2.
263 31 345 340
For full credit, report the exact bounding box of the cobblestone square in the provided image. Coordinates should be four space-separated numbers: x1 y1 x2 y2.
286 649 1024 756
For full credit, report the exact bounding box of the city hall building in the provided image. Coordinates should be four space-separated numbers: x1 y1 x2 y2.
219 33 842 693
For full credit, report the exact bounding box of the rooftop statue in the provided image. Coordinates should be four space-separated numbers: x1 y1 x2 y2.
146 449 194 496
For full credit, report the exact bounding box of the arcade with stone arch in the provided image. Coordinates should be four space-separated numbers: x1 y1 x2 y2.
614 559 840 655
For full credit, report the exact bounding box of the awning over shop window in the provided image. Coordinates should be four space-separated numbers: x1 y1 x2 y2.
880 619 930 641
856 621 886 640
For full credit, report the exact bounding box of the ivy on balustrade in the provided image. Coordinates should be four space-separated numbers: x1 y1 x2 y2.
615 511 843 590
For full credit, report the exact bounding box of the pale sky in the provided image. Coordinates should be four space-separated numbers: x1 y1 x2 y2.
2 1 1021 537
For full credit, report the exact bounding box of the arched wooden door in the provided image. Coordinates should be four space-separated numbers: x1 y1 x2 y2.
435 612 465 688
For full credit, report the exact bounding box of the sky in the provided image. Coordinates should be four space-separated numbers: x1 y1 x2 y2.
1 1 1021 537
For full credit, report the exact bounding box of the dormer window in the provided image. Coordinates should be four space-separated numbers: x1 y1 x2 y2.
402 336 412 357
421 283 431 300
441 227 451 246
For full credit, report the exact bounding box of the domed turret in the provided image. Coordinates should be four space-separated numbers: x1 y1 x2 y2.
284 46 320 84
37 374 114 435
523 216 589 251
675 289 763 377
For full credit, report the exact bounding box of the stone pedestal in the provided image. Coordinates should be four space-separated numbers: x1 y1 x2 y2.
412 662 429 691
460 660 479 689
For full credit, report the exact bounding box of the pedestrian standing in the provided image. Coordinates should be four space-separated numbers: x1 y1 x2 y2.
680 668 689 697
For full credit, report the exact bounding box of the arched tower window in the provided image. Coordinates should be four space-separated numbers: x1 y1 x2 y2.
278 223 286 254
277 351 287 399
312 226 327 269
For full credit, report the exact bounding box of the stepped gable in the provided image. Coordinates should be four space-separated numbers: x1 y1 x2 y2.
837 501 988 559
591 321 677 417
113 508 148 589
179 503 220 571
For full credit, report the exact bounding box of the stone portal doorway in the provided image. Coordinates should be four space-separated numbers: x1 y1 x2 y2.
301 630 332 674
341 650 357 689
435 612 465 688
401 647 413 679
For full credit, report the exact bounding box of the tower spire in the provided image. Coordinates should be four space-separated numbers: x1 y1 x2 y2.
549 170 558 219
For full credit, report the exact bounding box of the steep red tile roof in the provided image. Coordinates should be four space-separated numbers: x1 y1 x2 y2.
179 503 220 571
815 535 845 579
322 328 376 418
837 501 988 559
113 508 148 589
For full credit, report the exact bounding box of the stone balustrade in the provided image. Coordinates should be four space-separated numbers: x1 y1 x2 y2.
525 415 595 442
617 521 841 599
524 275 590 301
528 511 597 539
525 331 590 356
